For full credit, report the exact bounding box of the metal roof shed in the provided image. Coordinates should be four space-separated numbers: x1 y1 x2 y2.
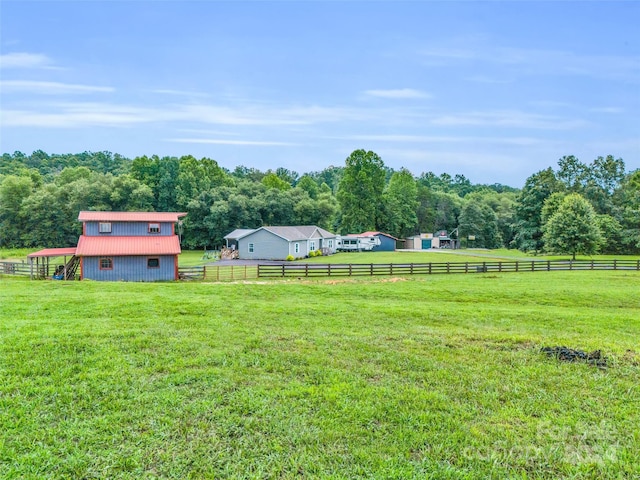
27 247 79 280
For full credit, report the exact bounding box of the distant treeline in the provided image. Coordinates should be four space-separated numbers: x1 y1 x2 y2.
1 150 638 255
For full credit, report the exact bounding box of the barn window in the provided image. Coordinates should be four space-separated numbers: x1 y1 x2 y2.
99 258 113 270
148 223 161 234
99 222 112 233
147 258 160 268
248 243 254 253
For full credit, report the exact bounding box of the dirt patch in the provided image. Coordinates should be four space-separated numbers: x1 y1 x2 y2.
541 346 607 367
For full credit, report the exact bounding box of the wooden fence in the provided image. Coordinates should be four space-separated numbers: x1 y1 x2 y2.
179 265 259 281
4 260 638 282
257 259 640 278
0 261 33 277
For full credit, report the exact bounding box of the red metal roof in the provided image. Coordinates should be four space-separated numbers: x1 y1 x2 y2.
27 247 78 258
76 236 182 256
360 231 399 240
78 211 187 222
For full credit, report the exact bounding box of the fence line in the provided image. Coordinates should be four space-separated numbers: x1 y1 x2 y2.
4 259 638 282
178 265 259 281
0 261 33 277
257 259 640 278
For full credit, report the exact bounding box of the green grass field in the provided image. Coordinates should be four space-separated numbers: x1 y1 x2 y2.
1 271 638 479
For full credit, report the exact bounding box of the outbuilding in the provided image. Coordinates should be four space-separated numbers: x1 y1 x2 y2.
359 231 398 251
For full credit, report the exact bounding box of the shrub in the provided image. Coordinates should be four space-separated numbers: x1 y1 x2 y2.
315 249 323 256
286 255 295 261
308 250 316 257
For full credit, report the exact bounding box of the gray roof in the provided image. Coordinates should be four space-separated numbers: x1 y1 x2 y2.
261 226 336 241
223 228 256 240
225 226 336 242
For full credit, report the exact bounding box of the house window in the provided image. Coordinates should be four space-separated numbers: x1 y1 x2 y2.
148 223 161 234
295 243 299 254
100 258 113 270
328 239 333 249
310 241 316 251
248 243 254 253
99 222 112 233
147 258 160 268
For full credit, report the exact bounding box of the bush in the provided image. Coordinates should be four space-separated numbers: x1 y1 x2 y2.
286 255 294 261
308 250 316 257
315 249 323 256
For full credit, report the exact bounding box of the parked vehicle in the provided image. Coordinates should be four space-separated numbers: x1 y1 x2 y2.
336 235 381 252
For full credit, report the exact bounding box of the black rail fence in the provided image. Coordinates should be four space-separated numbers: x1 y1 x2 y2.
257 259 640 279
4 260 638 282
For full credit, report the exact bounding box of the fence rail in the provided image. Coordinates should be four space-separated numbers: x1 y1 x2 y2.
179 265 258 281
0 261 33 277
4 259 638 282
257 259 640 278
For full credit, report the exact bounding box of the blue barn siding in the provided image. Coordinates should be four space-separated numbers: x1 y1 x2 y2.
85 221 174 236
372 234 396 252
83 255 176 281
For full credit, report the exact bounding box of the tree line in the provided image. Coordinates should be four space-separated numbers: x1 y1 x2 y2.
1 149 638 256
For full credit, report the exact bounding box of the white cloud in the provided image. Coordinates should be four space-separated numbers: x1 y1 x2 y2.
342 134 542 146
152 88 211 98
166 138 297 146
0 52 54 69
1 80 114 94
364 88 431 99
1 103 162 127
420 45 640 81
430 110 588 130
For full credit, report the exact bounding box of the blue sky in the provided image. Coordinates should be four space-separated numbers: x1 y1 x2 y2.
1 1 638 187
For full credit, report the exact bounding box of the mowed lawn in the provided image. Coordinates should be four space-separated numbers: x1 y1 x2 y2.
1 271 639 479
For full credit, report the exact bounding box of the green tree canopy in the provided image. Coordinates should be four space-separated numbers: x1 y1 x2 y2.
337 150 386 234
542 193 602 260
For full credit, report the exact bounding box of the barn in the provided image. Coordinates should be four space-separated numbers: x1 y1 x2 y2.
76 211 187 281
28 211 187 281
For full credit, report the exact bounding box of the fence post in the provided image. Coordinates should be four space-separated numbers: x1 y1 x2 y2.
281 264 285 277
547 261 550 271
429 263 432 275
465 262 468 273
203 266 207 280
370 264 373 276
305 264 309 277
614 259 617 270
447 262 450 274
